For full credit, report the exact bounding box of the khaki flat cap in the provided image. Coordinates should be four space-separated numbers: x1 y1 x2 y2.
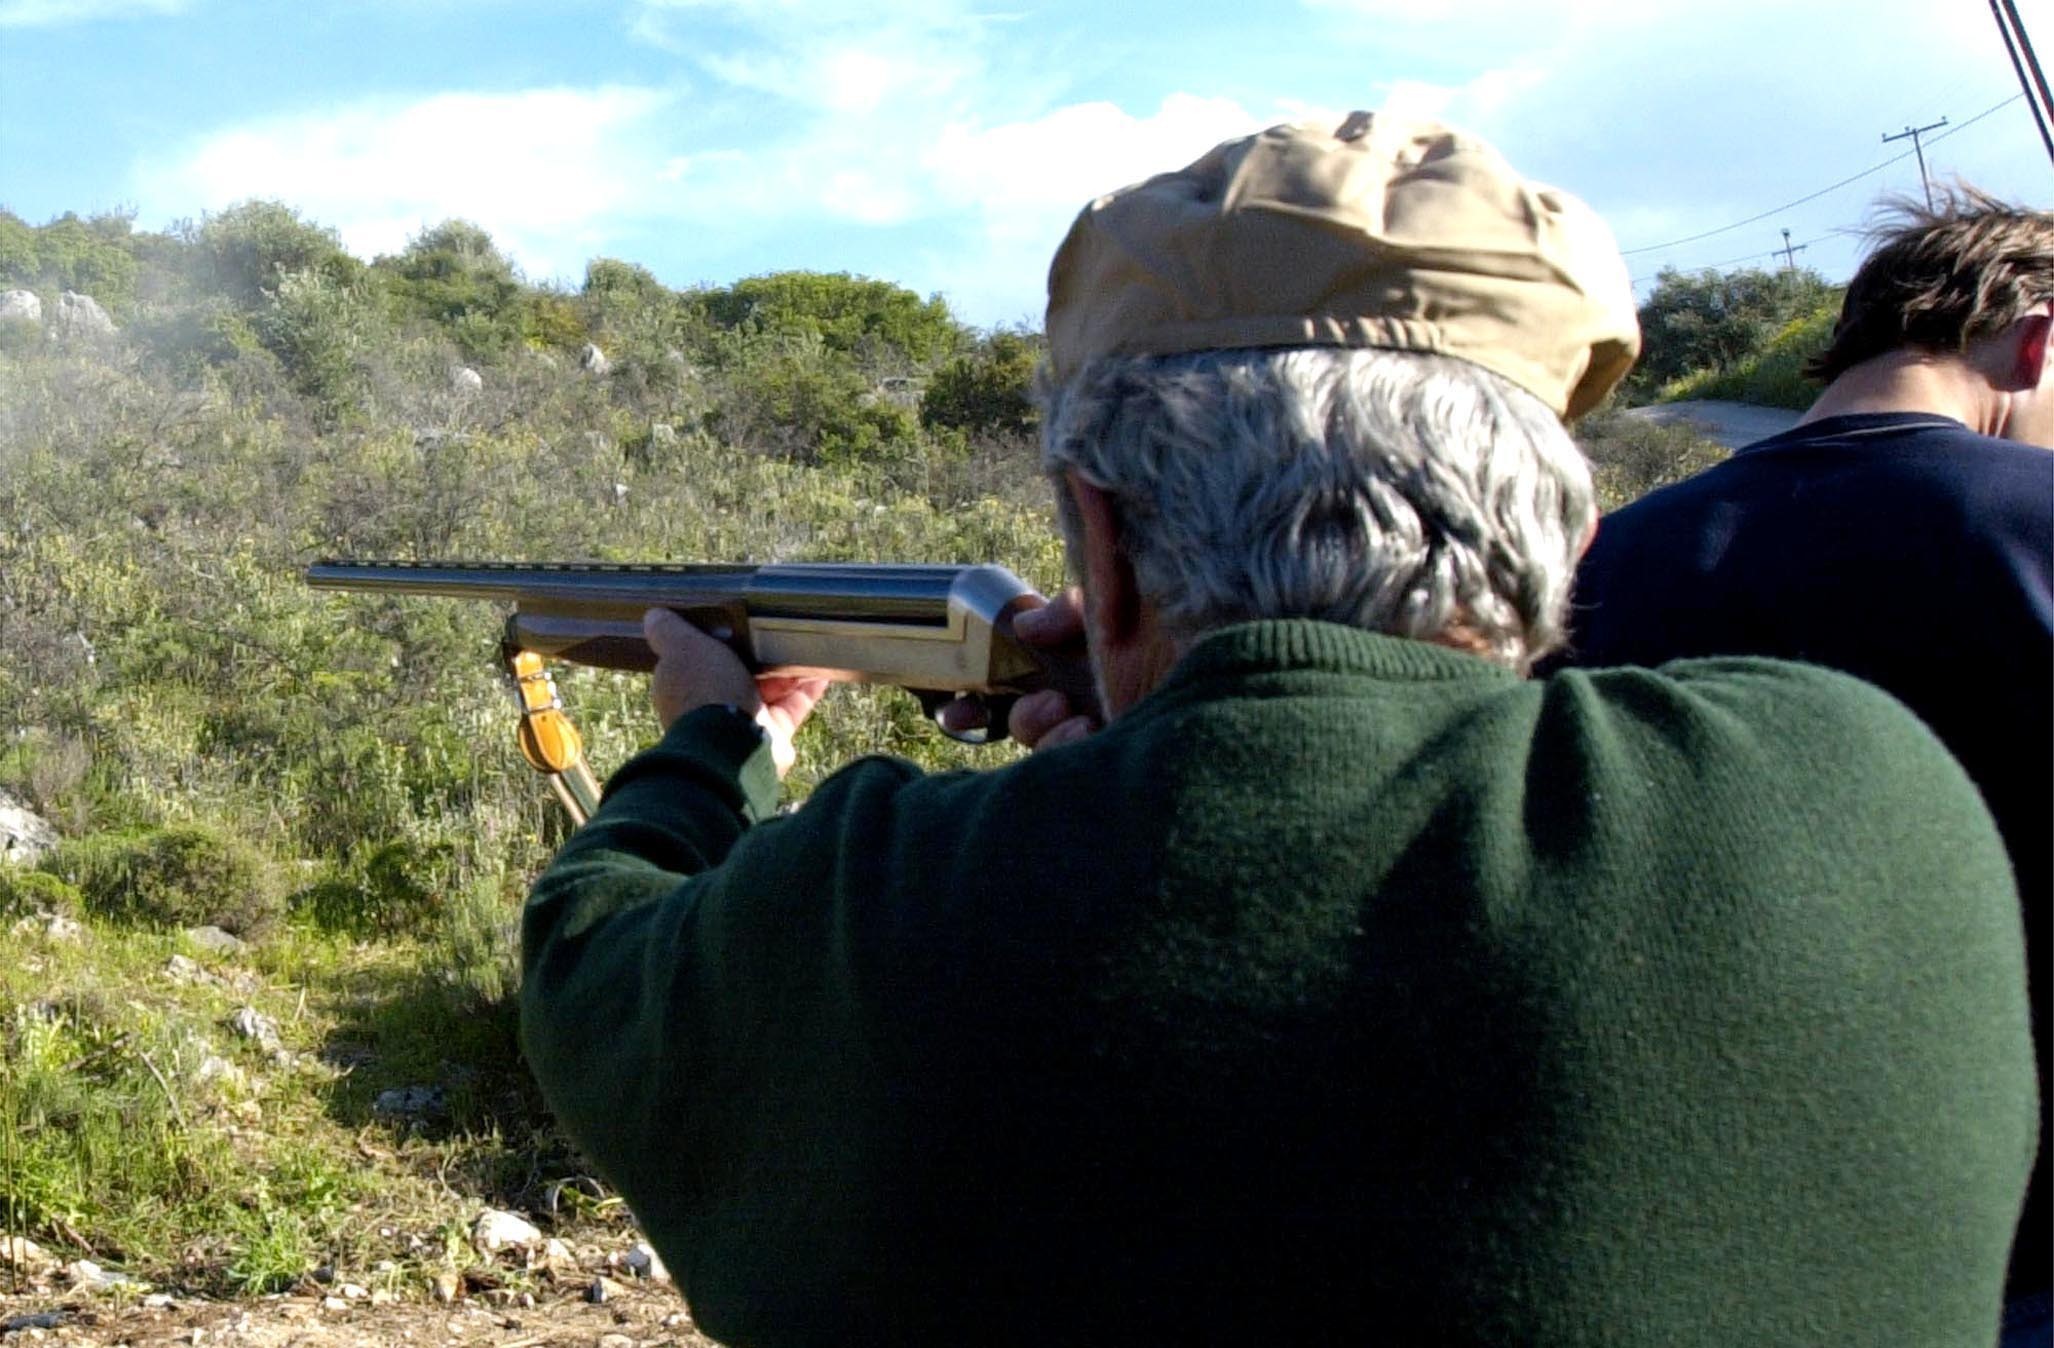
1045 111 1641 418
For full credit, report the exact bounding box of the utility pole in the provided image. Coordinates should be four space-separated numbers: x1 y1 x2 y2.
1777 228 1809 271
1991 0 2054 170
1882 118 1949 210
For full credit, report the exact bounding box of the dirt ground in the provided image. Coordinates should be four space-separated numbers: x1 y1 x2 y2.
0 1281 719 1348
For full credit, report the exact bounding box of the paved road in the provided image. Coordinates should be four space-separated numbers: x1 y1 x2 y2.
1623 399 1802 451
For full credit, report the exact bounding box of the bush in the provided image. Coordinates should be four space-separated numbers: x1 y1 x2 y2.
291 838 454 938
1628 266 1838 400
920 330 1041 438
0 867 83 918
704 271 964 368
50 825 283 935
1663 303 1836 412
188 200 359 311
1575 408 1729 510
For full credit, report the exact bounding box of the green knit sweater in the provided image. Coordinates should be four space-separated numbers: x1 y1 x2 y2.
520 622 2036 1347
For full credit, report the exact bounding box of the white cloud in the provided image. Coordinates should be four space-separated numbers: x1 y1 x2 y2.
137 86 676 282
917 94 1318 325
0 0 183 25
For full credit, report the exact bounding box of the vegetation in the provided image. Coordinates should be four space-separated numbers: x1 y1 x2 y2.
0 199 1761 1311
1626 264 1839 410
0 200 1055 1306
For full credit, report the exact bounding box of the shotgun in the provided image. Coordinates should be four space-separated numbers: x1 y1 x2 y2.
304 559 1095 822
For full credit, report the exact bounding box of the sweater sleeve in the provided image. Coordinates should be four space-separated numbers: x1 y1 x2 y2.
516 706 931 1328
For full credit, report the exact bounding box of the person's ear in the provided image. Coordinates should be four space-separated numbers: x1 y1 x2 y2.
2013 311 2053 389
1064 471 1141 645
1576 515 1599 562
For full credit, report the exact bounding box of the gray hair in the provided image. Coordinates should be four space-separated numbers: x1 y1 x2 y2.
1038 347 1595 672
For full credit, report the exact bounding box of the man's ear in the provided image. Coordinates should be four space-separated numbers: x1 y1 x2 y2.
2013 311 2053 389
1064 471 1142 645
1577 515 1599 562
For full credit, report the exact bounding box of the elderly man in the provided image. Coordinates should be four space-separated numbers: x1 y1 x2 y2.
519 115 2035 1346
1556 189 2053 1343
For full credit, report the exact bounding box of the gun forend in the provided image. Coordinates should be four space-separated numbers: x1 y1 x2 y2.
304 559 1097 713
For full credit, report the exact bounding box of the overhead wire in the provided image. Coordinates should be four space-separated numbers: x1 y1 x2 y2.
1618 92 2026 261
1630 231 1838 286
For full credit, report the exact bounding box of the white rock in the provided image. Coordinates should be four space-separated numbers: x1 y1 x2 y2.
66 1258 145 1293
580 342 611 375
0 289 41 325
0 785 58 864
33 914 83 942
0 1235 51 1271
192 1055 245 1091
450 366 483 393
470 1209 543 1256
228 1006 282 1052
53 291 116 338
164 954 212 984
372 1084 445 1118
339 1283 367 1300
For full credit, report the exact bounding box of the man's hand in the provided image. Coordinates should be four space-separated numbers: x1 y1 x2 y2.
972 587 1101 750
643 607 828 778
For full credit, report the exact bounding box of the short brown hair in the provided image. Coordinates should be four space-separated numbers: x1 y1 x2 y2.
1805 185 2054 384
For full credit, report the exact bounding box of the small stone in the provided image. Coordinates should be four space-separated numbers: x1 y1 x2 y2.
431 1271 461 1303
662 1310 693 1329
227 1006 280 1050
186 925 245 955
374 1084 447 1119
586 1275 627 1304
191 1055 245 1091
622 1240 668 1283
369 1288 396 1306
163 954 209 984
471 1208 542 1256
340 1282 367 1299
321 1295 348 1312
143 1293 176 1309
598 1334 636 1348
0 1234 51 1271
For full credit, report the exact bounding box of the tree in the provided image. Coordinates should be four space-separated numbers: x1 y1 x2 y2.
187 200 359 310
1629 266 1837 396
920 329 1042 438
703 271 965 368
376 219 526 360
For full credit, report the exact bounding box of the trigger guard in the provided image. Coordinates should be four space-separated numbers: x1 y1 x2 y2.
913 689 1016 745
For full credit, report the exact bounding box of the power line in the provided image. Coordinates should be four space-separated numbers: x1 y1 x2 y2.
1619 93 2025 259
1631 231 1838 286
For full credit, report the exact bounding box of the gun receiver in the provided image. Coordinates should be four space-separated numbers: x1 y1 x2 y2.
307 559 1094 823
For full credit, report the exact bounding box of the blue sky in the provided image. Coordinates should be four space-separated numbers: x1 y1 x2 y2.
1 0 2043 329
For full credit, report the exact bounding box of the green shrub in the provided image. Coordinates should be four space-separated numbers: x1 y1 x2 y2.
50 825 282 934
1575 408 1729 510
703 270 964 367
0 867 83 918
1663 303 1835 412
291 838 453 937
1628 266 1838 401
188 200 358 310
920 330 1041 438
